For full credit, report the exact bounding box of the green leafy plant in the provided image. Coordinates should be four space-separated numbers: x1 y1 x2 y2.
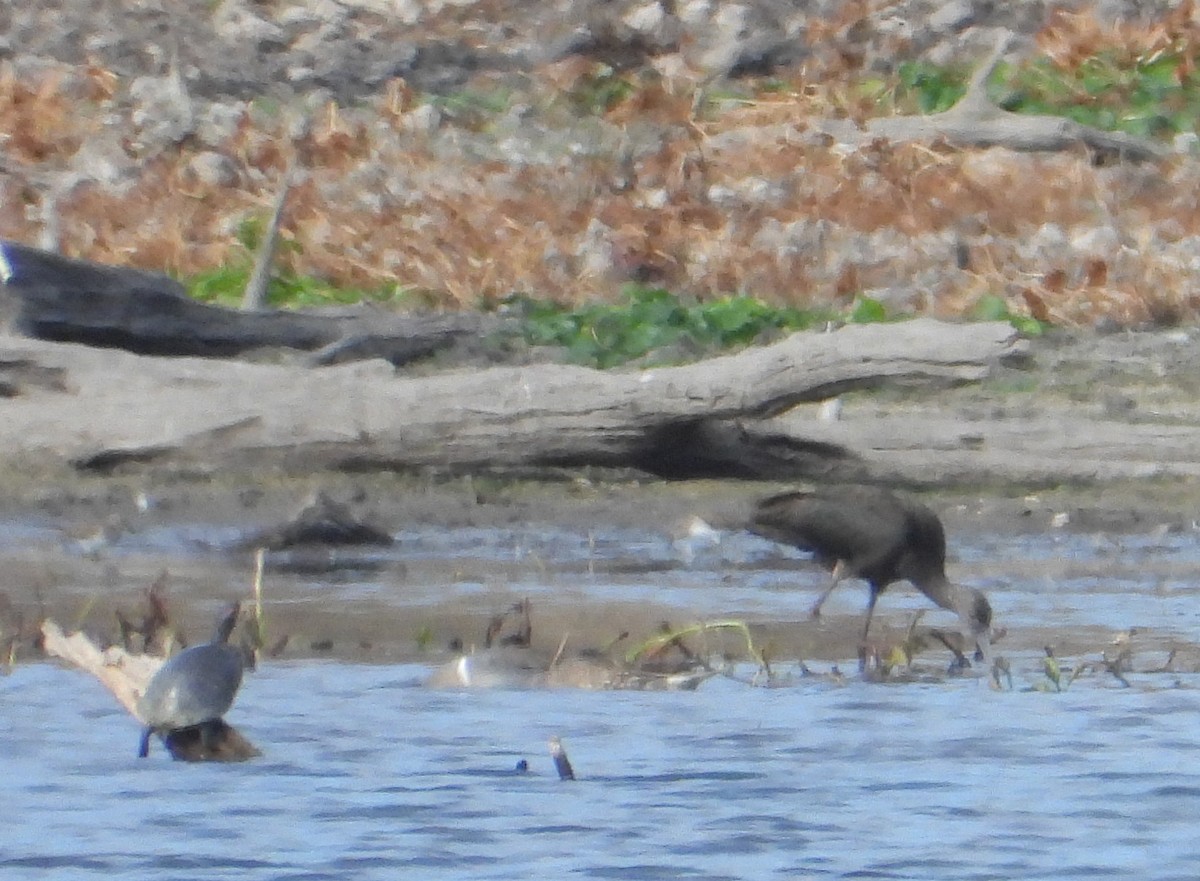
428 87 513 131
502 286 843 368
1036 645 1088 692
971 293 1050 336
848 296 888 324
187 266 373 308
186 262 415 310
896 61 970 113
567 65 637 115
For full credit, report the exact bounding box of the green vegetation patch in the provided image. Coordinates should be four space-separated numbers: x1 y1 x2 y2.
187 262 403 309
892 50 1200 138
184 217 415 309
971 293 1050 337
501 286 899 368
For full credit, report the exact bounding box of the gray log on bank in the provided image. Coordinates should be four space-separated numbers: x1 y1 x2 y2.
0 319 1023 479
41 620 260 762
0 241 495 365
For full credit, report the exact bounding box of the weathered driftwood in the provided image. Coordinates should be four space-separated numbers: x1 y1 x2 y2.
860 33 1166 162
241 170 293 312
41 620 260 761
713 33 1166 163
425 645 714 690
426 599 717 690
757 408 1200 486
0 318 1022 479
0 240 496 365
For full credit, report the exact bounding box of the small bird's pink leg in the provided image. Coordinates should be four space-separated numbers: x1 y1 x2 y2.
810 560 847 619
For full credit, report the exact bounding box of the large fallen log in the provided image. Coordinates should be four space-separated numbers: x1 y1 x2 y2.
0 240 498 365
41 620 260 761
0 319 1022 478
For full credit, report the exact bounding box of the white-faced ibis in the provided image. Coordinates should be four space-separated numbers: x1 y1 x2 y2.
751 486 993 661
136 601 245 758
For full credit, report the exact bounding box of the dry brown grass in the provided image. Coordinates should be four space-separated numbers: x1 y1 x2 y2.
1 8 1198 327
1037 1 1200 69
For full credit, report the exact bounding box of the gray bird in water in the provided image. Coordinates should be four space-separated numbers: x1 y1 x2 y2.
750 486 993 663
137 601 245 758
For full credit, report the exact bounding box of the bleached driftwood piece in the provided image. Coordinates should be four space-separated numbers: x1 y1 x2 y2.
863 33 1167 162
711 34 1166 163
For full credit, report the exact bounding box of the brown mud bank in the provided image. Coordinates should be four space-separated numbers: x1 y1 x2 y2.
2 325 1200 674
4 465 1200 674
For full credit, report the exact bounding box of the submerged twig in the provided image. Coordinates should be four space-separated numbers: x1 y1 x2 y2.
548 633 570 669
549 736 575 781
249 547 267 665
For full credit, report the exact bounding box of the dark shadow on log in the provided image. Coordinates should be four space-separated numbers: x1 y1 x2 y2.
232 491 395 576
159 719 261 762
0 357 68 396
627 418 868 480
0 241 501 365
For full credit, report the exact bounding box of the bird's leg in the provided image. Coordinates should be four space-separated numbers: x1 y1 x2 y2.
138 726 153 758
856 590 882 675
860 588 879 643
809 560 847 619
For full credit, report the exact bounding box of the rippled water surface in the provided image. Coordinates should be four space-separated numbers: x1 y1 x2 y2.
6 661 1200 879
7 517 1200 879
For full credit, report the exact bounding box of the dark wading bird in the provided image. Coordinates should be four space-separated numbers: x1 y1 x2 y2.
750 486 993 664
137 601 245 758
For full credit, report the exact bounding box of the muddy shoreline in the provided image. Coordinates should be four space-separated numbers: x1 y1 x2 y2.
5 452 1199 672
2 325 1198 672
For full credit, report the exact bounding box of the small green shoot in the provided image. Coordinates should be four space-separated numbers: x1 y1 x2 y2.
566 65 636 115
972 293 1050 336
624 619 764 669
1043 645 1062 692
415 624 434 652
1037 645 1090 692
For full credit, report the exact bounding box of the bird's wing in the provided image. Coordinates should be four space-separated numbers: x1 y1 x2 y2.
750 488 909 571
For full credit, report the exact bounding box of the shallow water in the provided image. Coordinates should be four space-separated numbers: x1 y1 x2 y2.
5 661 1200 880
19 514 1200 642
7 517 1200 878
